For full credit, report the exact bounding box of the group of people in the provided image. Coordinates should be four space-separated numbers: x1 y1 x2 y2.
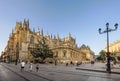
20 61 39 72
65 61 83 66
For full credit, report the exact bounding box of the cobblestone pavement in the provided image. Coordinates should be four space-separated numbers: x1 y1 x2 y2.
0 62 120 81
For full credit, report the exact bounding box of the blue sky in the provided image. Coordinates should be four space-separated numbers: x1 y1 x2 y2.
1 0 120 55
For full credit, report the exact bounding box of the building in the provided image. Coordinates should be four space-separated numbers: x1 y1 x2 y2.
105 40 120 57
1 19 94 63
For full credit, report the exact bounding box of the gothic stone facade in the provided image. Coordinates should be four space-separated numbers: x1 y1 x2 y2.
2 19 94 63
105 40 120 57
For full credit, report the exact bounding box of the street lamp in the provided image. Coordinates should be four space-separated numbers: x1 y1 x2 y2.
98 23 118 73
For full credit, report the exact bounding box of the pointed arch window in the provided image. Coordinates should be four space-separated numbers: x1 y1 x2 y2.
63 50 66 57
70 51 72 57
30 35 34 44
55 51 58 57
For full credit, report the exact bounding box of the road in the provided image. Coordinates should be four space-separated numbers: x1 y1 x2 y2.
0 63 120 81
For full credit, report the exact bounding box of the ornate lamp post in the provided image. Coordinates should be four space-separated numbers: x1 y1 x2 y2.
98 23 118 73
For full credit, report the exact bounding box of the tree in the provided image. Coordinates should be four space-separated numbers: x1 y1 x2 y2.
99 50 106 57
30 37 54 63
110 56 115 61
117 56 120 61
99 50 106 61
96 56 103 61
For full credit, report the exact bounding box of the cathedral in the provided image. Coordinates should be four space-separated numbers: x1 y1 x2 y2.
1 19 94 64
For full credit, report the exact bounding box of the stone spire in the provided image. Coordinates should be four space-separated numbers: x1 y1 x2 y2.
27 19 29 27
57 34 60 39
68 32 71 38
46 31 50 39
14 22 22 33
41 28 43 36
38 27 40 32
54 35 56 39
37 27 40 35
23 19 29 30
51 34 52 39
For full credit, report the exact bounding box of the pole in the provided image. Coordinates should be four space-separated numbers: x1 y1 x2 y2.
98 23 118 73
106 25 111 73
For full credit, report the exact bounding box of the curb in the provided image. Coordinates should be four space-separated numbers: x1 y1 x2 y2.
76 68 120 74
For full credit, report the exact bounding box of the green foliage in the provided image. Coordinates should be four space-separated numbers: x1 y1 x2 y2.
117 56 120 61
30 37 54 62
99 50 106 57
96 56 104 60
110 56 115 61
97 50 106 61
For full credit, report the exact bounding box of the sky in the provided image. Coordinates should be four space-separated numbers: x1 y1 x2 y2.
1 0 120 55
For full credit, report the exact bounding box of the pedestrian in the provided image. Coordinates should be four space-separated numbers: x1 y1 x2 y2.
70 61 74 65
66 63 68 66
91 61 94 66
55 60 57 66
29 61 33 72
114 60 117 65
36 64 39 72
21 60 25 72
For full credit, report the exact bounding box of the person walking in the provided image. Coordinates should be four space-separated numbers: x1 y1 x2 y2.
21 60 25 72
29 62 33 72
36 64 39 72
66 63 68 66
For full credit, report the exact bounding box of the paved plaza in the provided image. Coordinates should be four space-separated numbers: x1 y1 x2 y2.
0 62 120 81
76 62 120 74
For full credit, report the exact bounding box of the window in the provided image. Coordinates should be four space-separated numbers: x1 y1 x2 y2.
63 51 66 57
70 51 72 57
56 51 58 57
30 35 34 44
